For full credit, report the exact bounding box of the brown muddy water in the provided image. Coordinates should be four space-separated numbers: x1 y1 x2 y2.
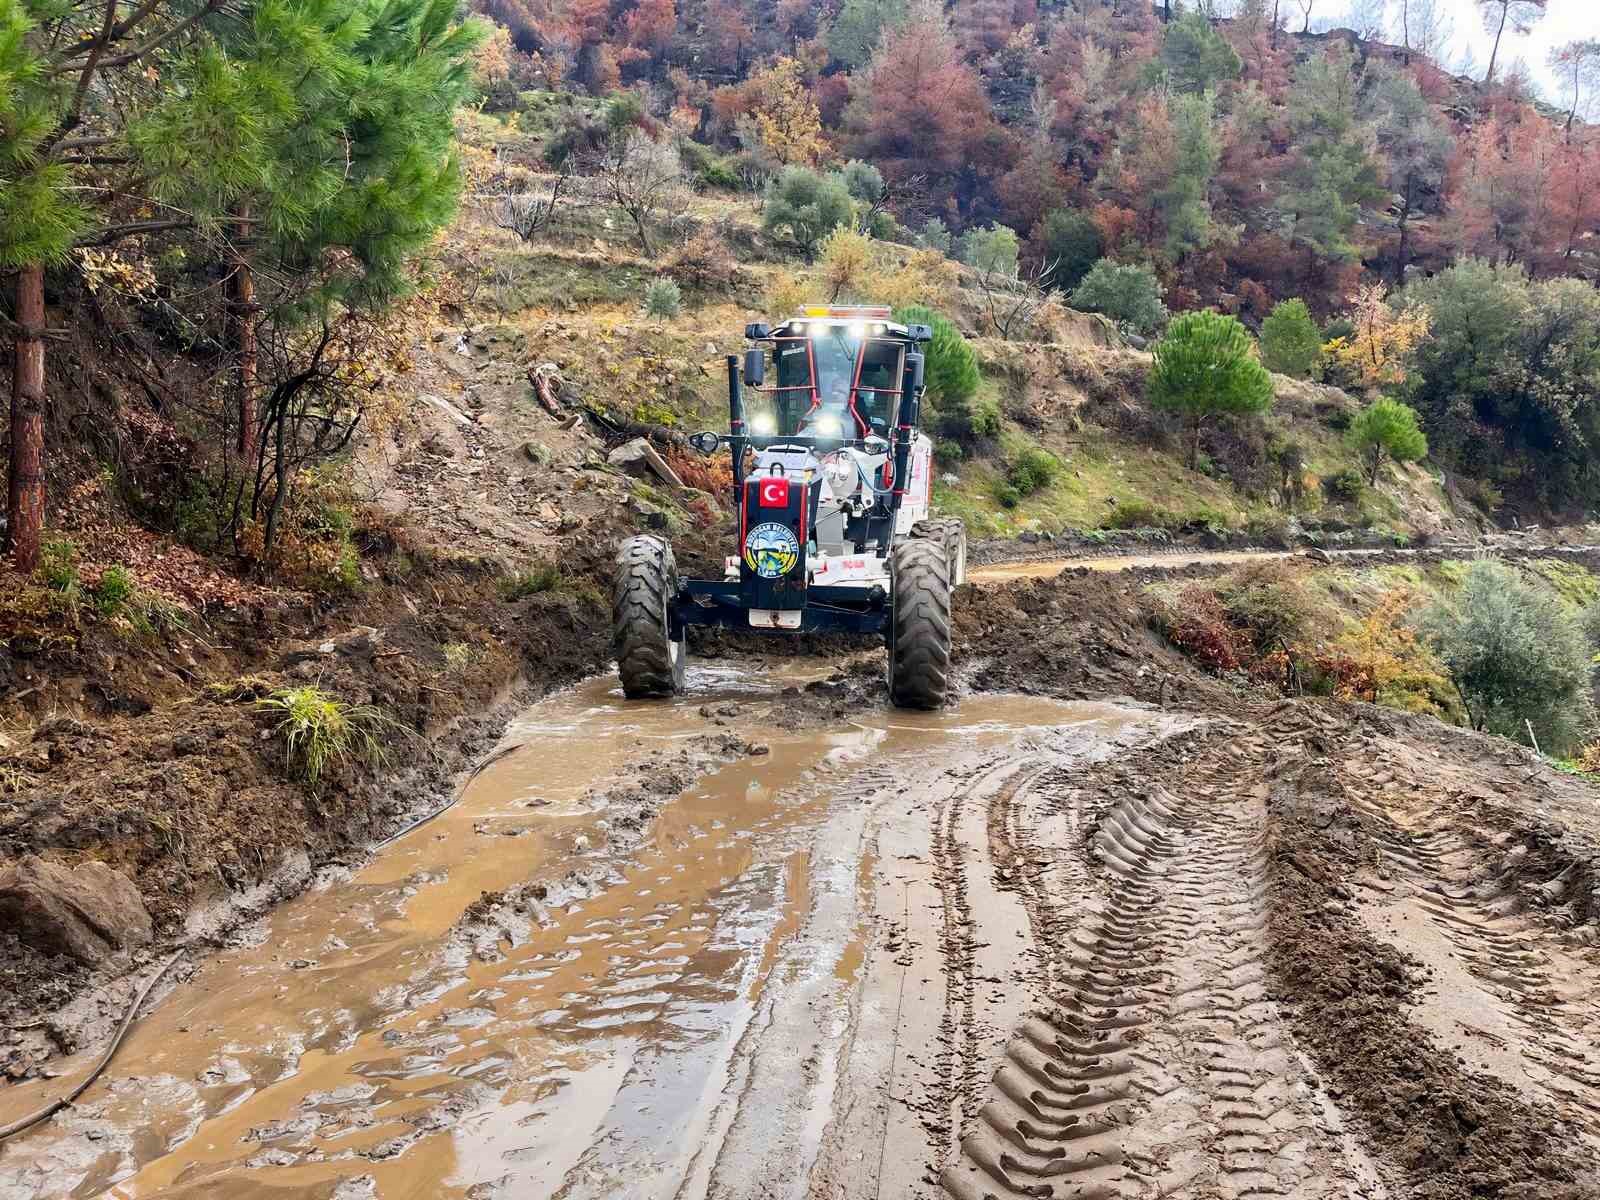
964 546 1418 583
0 664 1180 1200
967 549 1298 582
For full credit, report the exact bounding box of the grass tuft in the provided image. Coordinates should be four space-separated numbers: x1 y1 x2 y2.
256 686 399 785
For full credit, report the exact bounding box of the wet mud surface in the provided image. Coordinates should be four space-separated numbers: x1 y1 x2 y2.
7 605 1600 1198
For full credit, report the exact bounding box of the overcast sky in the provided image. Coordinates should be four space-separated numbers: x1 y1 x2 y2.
1406 1 1594 98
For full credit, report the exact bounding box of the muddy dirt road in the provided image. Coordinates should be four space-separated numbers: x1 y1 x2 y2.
4 656 1600 1199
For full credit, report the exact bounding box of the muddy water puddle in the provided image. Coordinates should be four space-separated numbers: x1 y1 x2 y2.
967 546 1397 582
969 549 1296 581
0 667 1167 1200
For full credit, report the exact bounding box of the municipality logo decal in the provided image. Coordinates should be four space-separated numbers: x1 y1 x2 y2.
744 522 800 579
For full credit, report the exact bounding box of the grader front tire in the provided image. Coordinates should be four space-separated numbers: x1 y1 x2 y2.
613 536 687 699
888 537 953 710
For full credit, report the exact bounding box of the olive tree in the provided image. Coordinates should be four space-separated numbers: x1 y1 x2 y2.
763 166 853 260
1071 260 1168 337
1419 559 1594 754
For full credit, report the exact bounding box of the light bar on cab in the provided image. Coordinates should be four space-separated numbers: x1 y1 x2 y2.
801 305 893 319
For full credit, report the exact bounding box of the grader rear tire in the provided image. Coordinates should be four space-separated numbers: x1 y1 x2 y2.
888 536 953 710
613 536 686 699
912 517 967 587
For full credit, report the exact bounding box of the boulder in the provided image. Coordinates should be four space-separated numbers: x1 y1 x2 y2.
0 855 154 964
607 438 684 488
281 626 381 666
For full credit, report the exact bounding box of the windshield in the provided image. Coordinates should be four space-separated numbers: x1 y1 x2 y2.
768 328 903 439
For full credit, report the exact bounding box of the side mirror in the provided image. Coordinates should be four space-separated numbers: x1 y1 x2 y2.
905 352 925 395
862 435 889 456
743 348 765 388
688 431 721 455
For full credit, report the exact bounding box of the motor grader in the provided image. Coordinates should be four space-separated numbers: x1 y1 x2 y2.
611 305 966 709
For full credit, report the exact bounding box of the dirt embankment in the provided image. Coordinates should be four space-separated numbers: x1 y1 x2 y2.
0 533 621 1081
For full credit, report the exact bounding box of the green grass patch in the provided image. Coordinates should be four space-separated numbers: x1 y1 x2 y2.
257 687 400 786
1526 559 1600 609
501 562 563 599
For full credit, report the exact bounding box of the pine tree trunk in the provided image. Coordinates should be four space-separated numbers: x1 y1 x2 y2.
231 217 258 461
1486 3 1507 84
7 264 47 573
1395 174 1414 284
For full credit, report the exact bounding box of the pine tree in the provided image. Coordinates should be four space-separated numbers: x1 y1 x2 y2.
1149 311 1275 468
1158 91 1220 261
2 0 90 570
827 0 909 70
2 0 480 570
1260 299 1322 378
1348 397 1428 484
1366 64 1451 282
1479 0 1548 86
1159 10 1242 95
1282 46 1386 264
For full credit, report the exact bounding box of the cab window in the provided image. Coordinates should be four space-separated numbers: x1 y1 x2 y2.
766 327 904 438
855 340 903 436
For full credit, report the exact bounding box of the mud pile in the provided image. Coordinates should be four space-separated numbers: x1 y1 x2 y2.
952 570 1237 712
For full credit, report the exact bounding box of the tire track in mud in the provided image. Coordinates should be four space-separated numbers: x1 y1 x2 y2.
927 756 1049 1160
1338 746 1600 1143
928 762 982 1155
941 724 1380 1200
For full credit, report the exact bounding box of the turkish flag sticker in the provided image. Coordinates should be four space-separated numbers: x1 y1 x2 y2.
759 478 790 507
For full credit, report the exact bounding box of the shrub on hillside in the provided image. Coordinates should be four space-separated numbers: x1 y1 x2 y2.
1035 209 1104 294
763 166 853 259
1419 559 1596 755
1147 584 1245 673
877 248 961 311
1148 311 1274 469
918 217 952 255
766 268 814 316
835 159 885 204
1259 299 1322 379
1007 447 1060 495
1071 259 1168 336
643 278 682 319
818 226 873 302
1324 466 1366 502
664 228 738 290
678 139 741 191
956 223 1021 278
1105 498 1162 529
1214 561 1315 656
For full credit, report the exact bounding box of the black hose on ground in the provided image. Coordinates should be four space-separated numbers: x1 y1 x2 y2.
369 740 526 852
0 950 183 1145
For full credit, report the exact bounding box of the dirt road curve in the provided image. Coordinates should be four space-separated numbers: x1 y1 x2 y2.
3 660 1600 1200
